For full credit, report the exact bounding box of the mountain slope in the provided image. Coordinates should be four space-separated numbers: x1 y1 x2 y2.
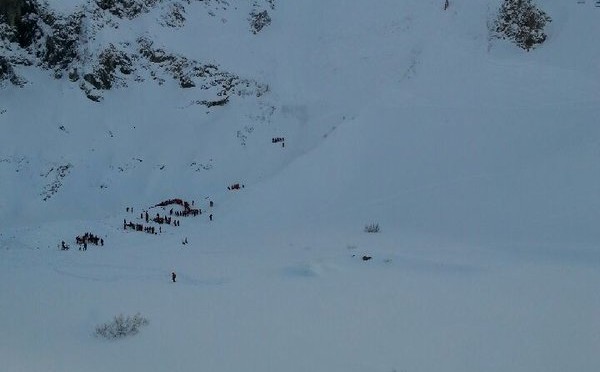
1 1 600 371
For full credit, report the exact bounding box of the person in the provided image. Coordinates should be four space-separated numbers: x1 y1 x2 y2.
171 272 176 283
100 239 104 246
209 200 213 208
209 214 213 221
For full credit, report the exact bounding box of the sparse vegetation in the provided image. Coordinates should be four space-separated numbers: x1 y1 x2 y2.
41 163 72 201
95 313 149 340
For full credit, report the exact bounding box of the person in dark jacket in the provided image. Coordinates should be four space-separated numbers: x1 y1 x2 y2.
171 272 177 283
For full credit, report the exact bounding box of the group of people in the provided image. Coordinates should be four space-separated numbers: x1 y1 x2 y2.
156 198 187 208
228 183 244 190
272 137 285 147
74 232 104 251
154 198 203 218
171 208 200 217
153 214 179 226
123 219 162 234
121 197 214 241
122 198 221 284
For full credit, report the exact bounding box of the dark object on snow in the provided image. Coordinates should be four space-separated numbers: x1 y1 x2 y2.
494 0 551 51
209 214 213 221
249 10 271 34
171 272 176 283
362 256 372 261
364 223 380 233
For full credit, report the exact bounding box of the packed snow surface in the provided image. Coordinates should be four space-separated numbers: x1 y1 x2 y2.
1 0 599 371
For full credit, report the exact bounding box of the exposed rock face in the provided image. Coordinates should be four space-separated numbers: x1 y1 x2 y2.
95 0 160 20
83 44 133 90
0 0 270 102
2 0 43 48
0 0 25 27
0 55 24 85
43 11 84 69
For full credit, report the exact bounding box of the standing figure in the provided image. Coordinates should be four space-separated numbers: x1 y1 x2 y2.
171 272 177 283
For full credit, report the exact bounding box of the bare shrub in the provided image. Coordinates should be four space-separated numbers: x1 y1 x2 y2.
249 10 271 34
494 0 551 51
364 223 380 233
95 313 149 340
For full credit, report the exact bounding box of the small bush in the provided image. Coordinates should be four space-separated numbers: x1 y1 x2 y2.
494 0 551 51
249 10 271 34
95 313 149 340
364 223 380 233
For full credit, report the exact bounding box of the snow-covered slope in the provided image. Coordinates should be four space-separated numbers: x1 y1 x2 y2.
1 1 600 371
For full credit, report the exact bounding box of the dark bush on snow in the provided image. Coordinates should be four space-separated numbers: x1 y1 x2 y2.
494 0 551 51
249 10 271 34
364 223 380 233
95 313 149 339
